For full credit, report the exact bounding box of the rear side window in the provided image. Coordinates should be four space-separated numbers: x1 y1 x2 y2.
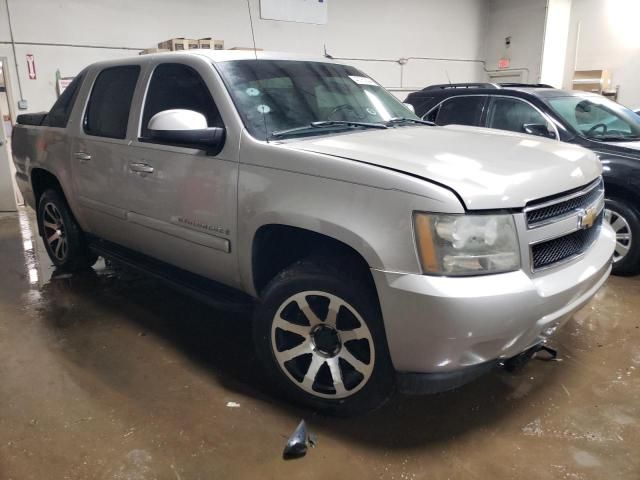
84 66 140 139
433 96 486 126
140 63 222 138
47 73 85 128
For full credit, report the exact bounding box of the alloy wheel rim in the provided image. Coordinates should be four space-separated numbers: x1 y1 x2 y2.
271 290 375 399
42 202 68 262
604 208 632 263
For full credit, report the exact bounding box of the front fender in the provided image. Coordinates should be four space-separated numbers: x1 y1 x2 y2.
236 167 462 295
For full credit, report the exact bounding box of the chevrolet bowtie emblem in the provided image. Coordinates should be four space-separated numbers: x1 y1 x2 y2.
578 207 598 230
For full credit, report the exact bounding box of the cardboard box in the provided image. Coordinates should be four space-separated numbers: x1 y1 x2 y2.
158 38 199 51
139 48 170 55
229 46 263 51
158 38 186 51
572 69 611 94
198 38 224 50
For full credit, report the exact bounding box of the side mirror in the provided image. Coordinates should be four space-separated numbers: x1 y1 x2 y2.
147 109 225 155
403 103 416 114
523 123 556 139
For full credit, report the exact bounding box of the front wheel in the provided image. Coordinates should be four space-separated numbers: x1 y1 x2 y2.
604 198 640 275
252 258 395 416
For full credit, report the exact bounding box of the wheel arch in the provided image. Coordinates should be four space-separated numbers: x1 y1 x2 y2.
250 222 380 297
31 168 64 236
604 181 640 212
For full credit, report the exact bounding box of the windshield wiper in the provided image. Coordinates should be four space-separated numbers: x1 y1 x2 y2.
386 117 435 127
588 134 640 142
270 120 388 139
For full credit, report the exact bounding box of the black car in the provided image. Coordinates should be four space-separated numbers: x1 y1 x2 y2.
405 83 640 275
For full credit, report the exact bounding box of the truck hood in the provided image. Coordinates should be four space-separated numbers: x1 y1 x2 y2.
287 125 602 210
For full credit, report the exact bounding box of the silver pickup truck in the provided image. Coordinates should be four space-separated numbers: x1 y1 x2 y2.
12 50 615 415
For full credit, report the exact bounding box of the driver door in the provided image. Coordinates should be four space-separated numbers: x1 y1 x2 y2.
124 59 241 288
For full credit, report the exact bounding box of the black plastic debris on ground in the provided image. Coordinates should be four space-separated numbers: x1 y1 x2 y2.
504 344 559 373
283 420 315 460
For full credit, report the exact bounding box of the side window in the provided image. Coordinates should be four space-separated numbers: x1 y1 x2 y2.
47 73 85 128
435 96 485 126
410 96 434 118
141 63 222 139
425 104 440 123
487 97 550 134
84 66 140 139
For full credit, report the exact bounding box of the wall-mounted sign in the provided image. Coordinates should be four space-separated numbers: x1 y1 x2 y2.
498 58 510 69
57 77 74 96
55 69 75 97
26 54 36 79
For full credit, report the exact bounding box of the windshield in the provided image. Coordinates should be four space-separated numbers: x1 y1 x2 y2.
216 59 418 140
546 95 640 141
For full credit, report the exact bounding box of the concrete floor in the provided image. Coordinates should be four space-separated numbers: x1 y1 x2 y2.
0 210 639 480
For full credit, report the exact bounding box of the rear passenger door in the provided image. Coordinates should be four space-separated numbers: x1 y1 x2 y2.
124 60 240 288
425 95 487 127
72 65 141 245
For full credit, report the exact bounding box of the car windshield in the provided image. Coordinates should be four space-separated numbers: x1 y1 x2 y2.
216 59 418 140
546 95 640 141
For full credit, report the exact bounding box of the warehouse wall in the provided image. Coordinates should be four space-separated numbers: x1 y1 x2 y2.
563 0 640 107
540 0 572 88
0 0 488 114
482 0 548 83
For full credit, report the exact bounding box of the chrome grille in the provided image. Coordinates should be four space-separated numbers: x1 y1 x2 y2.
525 178 604 228
531 212 603 270
523 177 605 272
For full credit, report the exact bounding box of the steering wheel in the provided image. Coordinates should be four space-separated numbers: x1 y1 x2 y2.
328 104 362 120
586 123 608 136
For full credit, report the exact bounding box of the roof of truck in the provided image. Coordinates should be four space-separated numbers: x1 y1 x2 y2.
81 49 338 72
143 49 335 64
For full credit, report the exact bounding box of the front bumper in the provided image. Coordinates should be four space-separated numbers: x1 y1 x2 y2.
372 222 615 377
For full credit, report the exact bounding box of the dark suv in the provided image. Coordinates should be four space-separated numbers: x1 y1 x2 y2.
405 83 640 275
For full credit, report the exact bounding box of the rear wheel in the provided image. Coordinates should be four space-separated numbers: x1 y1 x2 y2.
37 189 97 271
253 257 395 416
605 198 640 275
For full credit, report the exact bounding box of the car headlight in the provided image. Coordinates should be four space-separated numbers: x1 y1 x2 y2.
413 212 520 276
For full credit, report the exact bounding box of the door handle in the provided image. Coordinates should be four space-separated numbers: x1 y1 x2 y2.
74 152 91 161
129 162 154 174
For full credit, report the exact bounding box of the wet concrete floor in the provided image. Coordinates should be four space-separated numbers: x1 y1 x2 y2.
1 210 639 479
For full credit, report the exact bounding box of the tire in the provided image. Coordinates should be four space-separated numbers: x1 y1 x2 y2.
605 198 640 276
37 189 98 271
252 257 395 416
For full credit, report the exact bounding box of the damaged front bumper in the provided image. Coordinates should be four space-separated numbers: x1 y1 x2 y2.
372 221 615 394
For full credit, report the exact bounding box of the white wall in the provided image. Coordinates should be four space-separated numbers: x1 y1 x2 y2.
540 0 572 87
0 0 488 113
482 0 548 83
563 0 640 107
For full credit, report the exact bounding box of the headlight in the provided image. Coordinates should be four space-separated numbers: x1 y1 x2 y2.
413 212 520 276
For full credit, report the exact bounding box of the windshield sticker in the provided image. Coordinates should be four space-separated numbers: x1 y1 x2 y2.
246 87 260 97
366 107 378 116
349 75 378 86
257 104 271 114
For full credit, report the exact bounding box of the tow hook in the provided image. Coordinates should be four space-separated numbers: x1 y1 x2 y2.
502 343 558 373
